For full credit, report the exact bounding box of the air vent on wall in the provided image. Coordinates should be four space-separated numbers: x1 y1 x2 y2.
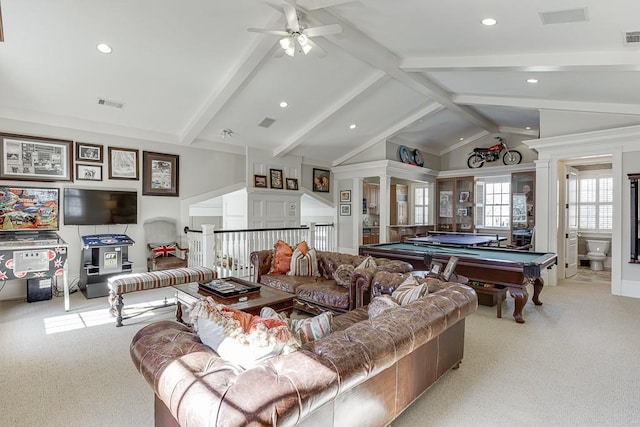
258 117 276 128
539 7 588 25
97 98 125 109
624 31 640 45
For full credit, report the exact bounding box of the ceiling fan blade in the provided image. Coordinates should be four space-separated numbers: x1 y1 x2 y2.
247 28 290 36
282 1 301 32
307 38 327 58
304 23 342 37
0 2 4 42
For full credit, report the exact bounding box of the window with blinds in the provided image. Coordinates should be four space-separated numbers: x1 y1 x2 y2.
414 186 429 225
578 172 613 232
475 176 511 229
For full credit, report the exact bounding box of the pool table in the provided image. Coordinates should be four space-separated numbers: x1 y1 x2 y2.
360 242 557 324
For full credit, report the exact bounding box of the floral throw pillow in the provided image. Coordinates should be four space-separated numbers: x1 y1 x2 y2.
190 298 300 369
334 264 355 288
270 240 294 275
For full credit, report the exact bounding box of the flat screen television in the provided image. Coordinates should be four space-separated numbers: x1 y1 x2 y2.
0 186 60 232
63 188 138 226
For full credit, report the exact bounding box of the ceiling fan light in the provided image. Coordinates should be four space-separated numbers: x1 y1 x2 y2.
284 45 295 56
279 37 292 49
301 43 312 54
297 34 308 46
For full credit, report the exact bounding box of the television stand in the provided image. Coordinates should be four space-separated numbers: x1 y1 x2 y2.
79 234 134 298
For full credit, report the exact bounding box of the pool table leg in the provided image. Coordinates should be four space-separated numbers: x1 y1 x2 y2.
531 278 544 306
509 287 528 324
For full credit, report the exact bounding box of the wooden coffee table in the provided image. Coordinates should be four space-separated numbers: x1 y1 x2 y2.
173 278 294 323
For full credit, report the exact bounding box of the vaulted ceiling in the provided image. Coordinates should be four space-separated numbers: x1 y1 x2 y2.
1 0 639 166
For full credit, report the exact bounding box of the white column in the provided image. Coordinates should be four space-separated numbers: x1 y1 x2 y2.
379 175 390 244
534 159 557 286
353 177 363 250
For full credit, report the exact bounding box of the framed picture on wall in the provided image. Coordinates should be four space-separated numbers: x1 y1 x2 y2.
270 169 283 189
142 151 179 196
340 204 351 216
76 164 102 181
340 190 351 202
76 142 103 163
313 168 330 192
108 146 139 180
0 133 73 182
286 178 298 190
254 174 267 188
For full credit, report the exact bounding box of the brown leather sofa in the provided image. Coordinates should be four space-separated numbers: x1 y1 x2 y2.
130 279 478 427
250 249 413 315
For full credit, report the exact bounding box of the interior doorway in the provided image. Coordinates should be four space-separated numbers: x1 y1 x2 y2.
559 156 613 288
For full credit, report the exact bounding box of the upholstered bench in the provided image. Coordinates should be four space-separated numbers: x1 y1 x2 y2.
107 266 216 327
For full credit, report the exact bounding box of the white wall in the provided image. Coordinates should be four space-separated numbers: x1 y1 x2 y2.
540 110 640 138
0 121 244 301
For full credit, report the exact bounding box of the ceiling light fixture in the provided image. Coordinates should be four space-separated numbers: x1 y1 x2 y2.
349 124 356 130
280 101 288 108
481 18 497 26
279 32 312 57
459 137 465 141
97 43 112 54
527 78 539 84
220 129 234 139
525 126 532 130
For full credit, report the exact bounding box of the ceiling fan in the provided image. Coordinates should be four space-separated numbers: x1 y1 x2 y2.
248 1 341 57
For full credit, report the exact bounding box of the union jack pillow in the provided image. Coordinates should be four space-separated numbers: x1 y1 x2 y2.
151 243 177 258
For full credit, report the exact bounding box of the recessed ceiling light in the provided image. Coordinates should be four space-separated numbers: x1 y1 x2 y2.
97 43 112 54
279 101 288 108
527 78 539 84
481 18 497 26
349 124 356 130
459 137 464 141
525 126 532 130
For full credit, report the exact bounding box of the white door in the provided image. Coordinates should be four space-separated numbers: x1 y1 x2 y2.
565 166 579 278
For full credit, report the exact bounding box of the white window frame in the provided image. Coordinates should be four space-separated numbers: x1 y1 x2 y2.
475 176 511 230
578 170 613 233
413 184 430 225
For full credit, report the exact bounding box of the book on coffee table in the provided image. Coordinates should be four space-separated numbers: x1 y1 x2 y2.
198 277 261 298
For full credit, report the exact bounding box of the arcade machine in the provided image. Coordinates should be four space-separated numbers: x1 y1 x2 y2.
0 186 68 303
79 234 134 298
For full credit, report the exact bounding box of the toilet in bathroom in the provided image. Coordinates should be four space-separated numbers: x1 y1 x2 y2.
586 240 610 271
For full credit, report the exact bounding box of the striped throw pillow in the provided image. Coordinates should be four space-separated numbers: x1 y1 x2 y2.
287 247 320 277
391 275 427 305
291 311 333 344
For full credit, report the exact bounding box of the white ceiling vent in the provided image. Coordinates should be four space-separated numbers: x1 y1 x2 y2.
624 31 640 46
258 117 276 128
97 98 124 109
539 8 589 25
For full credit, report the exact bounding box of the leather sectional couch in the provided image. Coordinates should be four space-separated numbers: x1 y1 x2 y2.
250 249 413 315
130 279 478 427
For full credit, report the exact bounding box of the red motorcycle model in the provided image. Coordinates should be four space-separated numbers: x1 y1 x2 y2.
467 136 522 168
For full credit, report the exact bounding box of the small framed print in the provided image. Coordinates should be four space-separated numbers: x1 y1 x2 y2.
429 261 443 276
340 204 351 216
76 163 102 181
457 208 468 217
442 256 459 281
270 169 283 189
76 142 103 163
459 191 470 202
340 190 351 202
286 178 298 190
254 174 267 188
108 146 139 180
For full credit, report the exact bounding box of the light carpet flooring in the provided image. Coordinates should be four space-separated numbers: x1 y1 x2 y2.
1 268 638 427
